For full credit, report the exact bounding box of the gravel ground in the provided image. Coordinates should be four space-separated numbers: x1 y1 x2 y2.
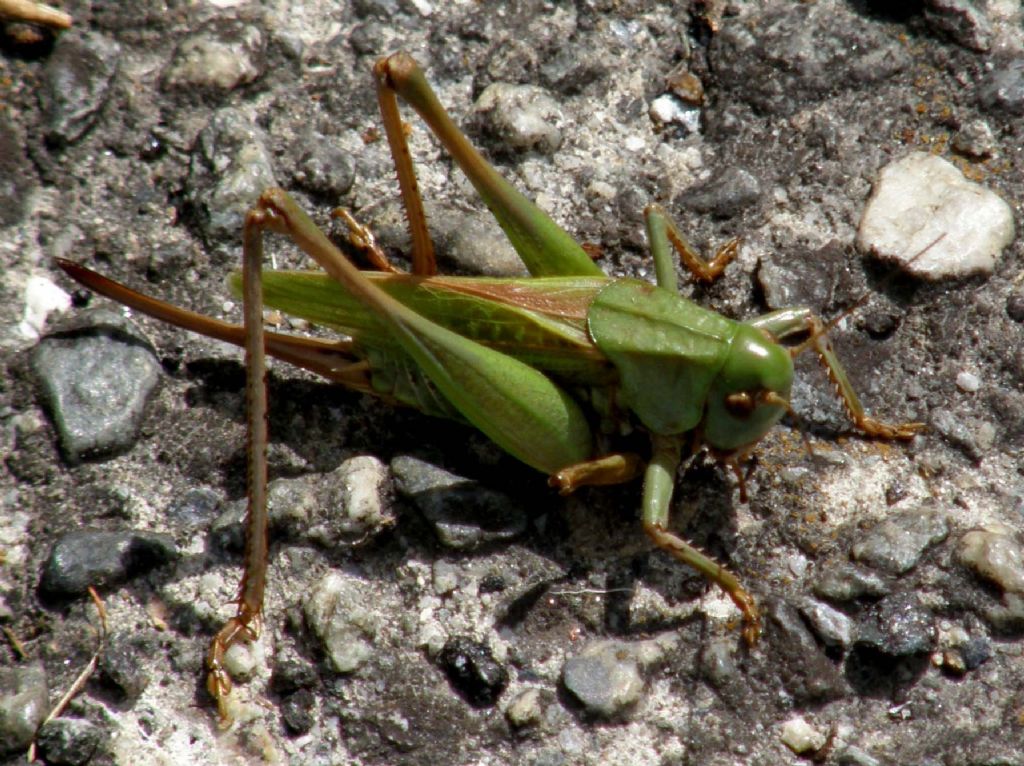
2 1 1024 765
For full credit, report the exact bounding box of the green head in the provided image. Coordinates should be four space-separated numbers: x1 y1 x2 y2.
702 325 793 452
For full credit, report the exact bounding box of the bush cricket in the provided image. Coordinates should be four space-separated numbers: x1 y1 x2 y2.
56 51 922 719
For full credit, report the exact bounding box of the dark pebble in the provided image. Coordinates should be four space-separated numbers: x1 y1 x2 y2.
32 309 160 465
34 718 101 766
391 456 527 550
100 634 151 701
39 30 121 145
958 636 993 670
0 663 49 756
166 487 222 529
768 600 848 702
270 657 318 696
438 636 509 708
679 166 761 219
40 529 177 597
855 593 936 656
280 689 316 736
812 562 891 602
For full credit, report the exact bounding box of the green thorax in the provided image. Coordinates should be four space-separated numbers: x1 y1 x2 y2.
588 279 740 436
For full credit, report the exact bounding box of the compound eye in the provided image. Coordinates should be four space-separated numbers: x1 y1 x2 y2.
724 391 755 418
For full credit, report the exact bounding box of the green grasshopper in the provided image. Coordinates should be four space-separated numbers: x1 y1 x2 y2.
56 51 921 719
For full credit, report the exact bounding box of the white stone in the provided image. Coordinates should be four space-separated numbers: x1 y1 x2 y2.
857 152 1015 279
649 94 701 134
955 370 981 392
780 716 827 754
958 527 1024 594
19 275 71 340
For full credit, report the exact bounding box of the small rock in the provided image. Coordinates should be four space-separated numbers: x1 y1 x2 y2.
188 107 277 243
798 598 854 648
293 141 355 200
391 456 527 549
648 94 701 134
665 65 704 105
280 688 315 735
958 526 1024 594
269 656 318 696
479 572 507 594
100 634 151 701
166 487 222 529
931 409 986 461
0 663 48 756
222 639 260 683
979 57 1024 117
352 0 401 19
1006 292 1024 323
217 455 392 551
951 119 996 159
561 640 643 717
940 633 992 674
0 114 36 226
812 562 891 602
32 309 161 464
923 0 993 52
757 240 843 312
851 508 949 575
39 30 120 145
698 638 741 688
836 745 883 766
432 560 459 595
40 529 177 597
768 600 848 702
34 718 101 766
445 209 529 276
18 275 72 342
208 502 246 554
475 82 563 154
857 152 1015 279
957 635 992 670
316 455 392 540
505 687 543 728
779 716 826 755
680 166 761 219
855 593 935 656
955 370 981 393
973 420 996 452
163 20 266 93
438 636 509 708
303 571 380 673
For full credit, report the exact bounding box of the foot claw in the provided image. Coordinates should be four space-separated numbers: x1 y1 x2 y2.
859 417 926 441
205 611 260 725
731 590 762 646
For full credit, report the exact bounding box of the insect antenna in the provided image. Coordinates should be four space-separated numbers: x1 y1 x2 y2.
788 233 947 360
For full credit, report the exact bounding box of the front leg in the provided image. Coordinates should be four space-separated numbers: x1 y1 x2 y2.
641 434 761 644
748 309 924 440
644 203 740 291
